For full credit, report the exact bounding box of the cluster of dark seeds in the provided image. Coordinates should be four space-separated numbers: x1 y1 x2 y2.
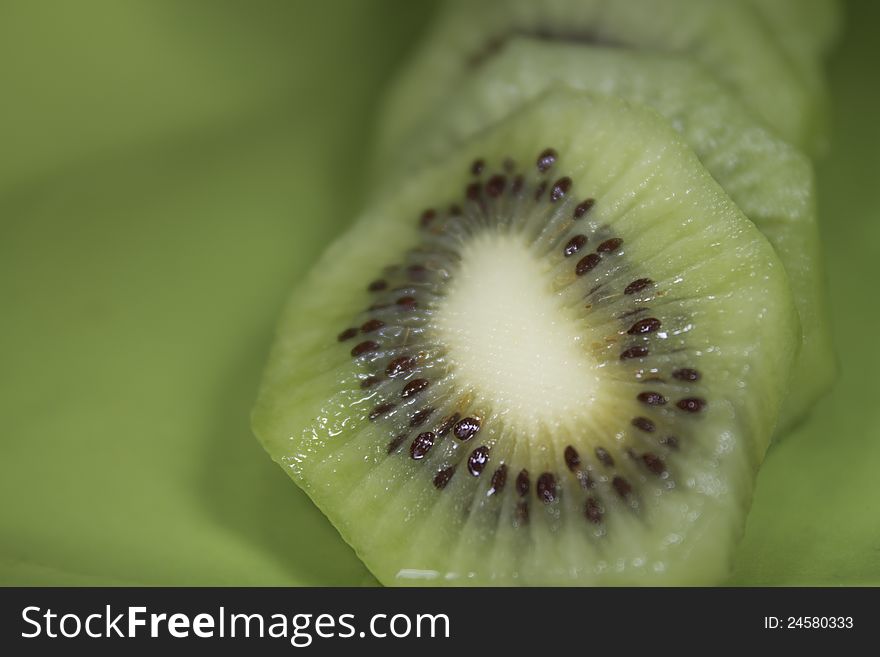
335 147 707 531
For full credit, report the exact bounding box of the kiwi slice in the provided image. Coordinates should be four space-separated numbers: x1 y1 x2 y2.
253 91 799 585
745 0 839 156
748 0 842 67
377 40 835 431
375 0 824 163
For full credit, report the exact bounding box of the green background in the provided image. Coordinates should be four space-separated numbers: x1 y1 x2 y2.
0 0 877 586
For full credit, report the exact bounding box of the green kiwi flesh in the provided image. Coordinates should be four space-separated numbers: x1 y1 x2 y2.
375 0 826 165
377 40 835 432
253 91 799 585
745 0 840 157
748 0 842 67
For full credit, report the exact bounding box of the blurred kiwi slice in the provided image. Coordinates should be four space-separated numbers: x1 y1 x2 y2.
746 0 841 156
748 0 842 68
375 0 826 162
377 40 835 431
253 91 799 585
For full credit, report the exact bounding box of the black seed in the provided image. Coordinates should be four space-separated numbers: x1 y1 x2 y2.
385 356 414 378
468 446 490 476
677 397 706 413
642 452 666 475
337 327 358 342
597 237 623 253
360 376 380 389
360 319 385 333
453 417 481 441
536 473 557 503
433 466 455 490
466 182 482 201
564 235 587 257
351 340 380 357
437 413 460 437
471 159 485 176
396 296 417 310
402 379 430 398
536 148 557 172
516 501 529 525
595 446 614 466
387 434 407 454
613 476 632 498
575 253 601 276
632 416 656 433
628 317 661 335
624 278 653 295
549 177 572 202
503 157 515 172
486 174 506 198
410 408 434 427
637 391 667 406
512 175 525 194
489 464 508 495
534 180 547 200
661 436 679 449
573 198 595 218
564 445 581 471
673 368 701 382
410 432 435 460
516 469 530 496
367 279 387 292
419 209 436 228
406 264 428 281
449 204 462 216
369 402 396 421
585 497 603 524
621 345 649 360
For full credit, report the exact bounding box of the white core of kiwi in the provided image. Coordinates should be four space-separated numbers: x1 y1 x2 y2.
433 231 602 431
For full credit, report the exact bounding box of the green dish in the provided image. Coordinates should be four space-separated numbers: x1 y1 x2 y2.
0 0 877 586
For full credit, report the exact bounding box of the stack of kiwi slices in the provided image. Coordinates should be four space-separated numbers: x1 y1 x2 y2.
253 0 840 585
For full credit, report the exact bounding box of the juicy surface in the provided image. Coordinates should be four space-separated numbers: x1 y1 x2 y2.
253 92 799 585
378 41 835 430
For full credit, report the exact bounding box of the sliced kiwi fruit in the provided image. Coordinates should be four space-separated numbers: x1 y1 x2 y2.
253 91 799 585
745 0 840 157
748 0 842 68
374 0 825 164
377 40 835 431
